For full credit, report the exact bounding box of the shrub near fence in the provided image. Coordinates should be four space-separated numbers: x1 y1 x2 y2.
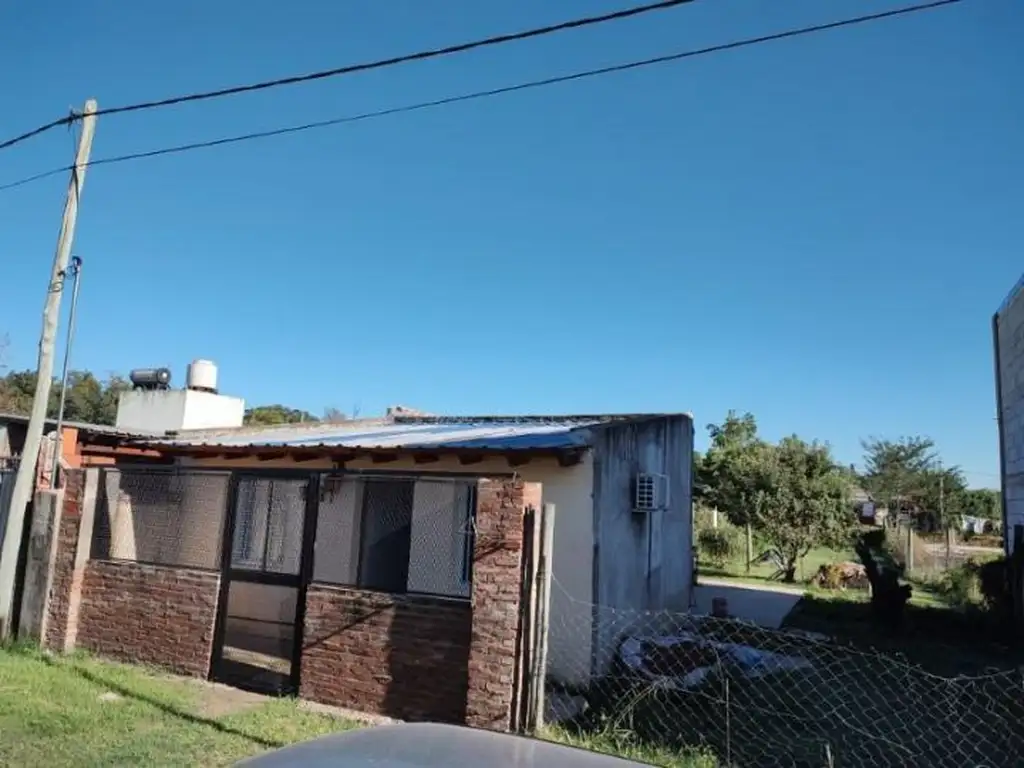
544 583 1024 768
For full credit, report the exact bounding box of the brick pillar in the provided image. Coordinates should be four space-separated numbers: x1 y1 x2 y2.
35 468 97 651
465 477 539 730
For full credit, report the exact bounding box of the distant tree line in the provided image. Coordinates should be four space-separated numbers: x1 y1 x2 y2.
243 405 348 425
0 368 343 428
0 369 130 425
694 411 1001 582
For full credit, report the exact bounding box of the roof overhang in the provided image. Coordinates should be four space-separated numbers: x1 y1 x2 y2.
129 441 587 467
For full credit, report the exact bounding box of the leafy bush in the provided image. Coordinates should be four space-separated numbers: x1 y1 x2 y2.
978 558 1012 618
816 563 845 590
697 527 738 569
939 562 983 609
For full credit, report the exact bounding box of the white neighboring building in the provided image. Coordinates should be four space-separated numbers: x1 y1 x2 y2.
995 274 1024 554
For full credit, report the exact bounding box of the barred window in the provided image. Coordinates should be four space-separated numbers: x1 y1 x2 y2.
313 476 475 599
91 468 230 570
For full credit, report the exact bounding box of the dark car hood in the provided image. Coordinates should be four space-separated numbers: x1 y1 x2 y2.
235 723 650 767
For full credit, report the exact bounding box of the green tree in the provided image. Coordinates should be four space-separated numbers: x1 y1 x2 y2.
959 488 1001 521
747 437 855 582
243 405 319 426
0 369 136 425
698 411 763 526
860 436 938 514
916 465 968 531
0 369 50 415
698 412 767 571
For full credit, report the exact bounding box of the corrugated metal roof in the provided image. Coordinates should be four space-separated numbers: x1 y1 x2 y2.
146 418 605 452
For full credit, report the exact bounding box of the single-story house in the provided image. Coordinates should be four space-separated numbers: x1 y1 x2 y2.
14 364 695 728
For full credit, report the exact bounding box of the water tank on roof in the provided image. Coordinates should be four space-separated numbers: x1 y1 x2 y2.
129 367 172 390
186 359 218 393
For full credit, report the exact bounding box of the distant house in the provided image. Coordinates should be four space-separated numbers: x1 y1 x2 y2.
852 487 887 526
16 360 695 728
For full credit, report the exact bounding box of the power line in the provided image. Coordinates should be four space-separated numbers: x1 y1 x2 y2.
0 0 695 153
0 0 964 193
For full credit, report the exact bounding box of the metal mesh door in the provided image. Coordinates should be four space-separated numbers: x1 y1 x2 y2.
230 476 307 575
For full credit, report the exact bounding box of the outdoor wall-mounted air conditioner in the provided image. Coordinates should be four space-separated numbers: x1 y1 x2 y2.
634 472 669 513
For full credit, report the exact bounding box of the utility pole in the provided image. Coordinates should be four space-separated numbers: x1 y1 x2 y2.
941 471 952 568
0 100 97 639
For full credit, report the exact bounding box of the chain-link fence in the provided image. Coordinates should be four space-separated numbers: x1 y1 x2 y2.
91 467 230 570
312 474 475 599
542 583 1024 768
898 527 1001 579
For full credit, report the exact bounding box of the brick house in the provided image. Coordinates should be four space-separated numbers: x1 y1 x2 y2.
15 365 694 728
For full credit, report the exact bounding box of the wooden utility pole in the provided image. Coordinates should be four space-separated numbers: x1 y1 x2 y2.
941 472 952 567
0 100 97 639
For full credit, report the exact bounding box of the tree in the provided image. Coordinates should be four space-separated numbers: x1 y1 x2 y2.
916 465 968 531
747 436 854 582
243 405 319 426
959 488 1001 522
0 369 130 425
698 411 763 526
322 407 348 423
698 412 767 570
860 436 938 515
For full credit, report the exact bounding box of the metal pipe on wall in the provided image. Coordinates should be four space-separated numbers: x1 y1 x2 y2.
50 256 83 486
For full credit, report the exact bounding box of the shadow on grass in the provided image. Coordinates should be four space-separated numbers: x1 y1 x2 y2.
31 649 284 751
783 592 1023 675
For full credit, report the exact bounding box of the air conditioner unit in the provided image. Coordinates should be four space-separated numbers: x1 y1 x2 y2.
634 473 669 513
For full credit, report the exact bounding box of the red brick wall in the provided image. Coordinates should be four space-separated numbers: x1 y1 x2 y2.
465 478 533 730
301 585 472 722
300 477 533 730
76 560 220 678
43 471 84 651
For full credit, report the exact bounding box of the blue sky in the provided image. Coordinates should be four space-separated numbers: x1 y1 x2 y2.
0 0 1020 487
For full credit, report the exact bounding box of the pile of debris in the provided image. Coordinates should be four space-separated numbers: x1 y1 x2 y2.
618 631 814 691
811 561 869 590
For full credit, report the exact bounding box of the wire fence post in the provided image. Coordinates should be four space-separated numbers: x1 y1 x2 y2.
527 502 555 732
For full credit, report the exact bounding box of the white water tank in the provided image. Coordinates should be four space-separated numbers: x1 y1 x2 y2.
186 359 218 393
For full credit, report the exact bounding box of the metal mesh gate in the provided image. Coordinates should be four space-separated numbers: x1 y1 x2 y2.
215 475 310 695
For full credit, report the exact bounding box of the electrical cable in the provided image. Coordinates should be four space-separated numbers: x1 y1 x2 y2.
0 0 964 193
0 0 696 152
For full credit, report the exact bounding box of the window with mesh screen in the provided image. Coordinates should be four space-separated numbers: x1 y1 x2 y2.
313 476 475 598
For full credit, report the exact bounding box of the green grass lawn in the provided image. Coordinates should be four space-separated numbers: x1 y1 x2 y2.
0 645 359 766
545 725 717 768
0 645 712 767
699 545 853 587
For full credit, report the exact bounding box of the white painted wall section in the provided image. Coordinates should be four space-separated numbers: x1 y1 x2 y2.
116 389 245 434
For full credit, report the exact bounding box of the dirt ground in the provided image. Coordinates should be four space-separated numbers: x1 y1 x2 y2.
180 676 396 725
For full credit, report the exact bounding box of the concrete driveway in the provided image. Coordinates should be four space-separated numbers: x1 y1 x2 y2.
693 577 804 628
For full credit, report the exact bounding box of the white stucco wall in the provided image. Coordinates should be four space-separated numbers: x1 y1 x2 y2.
116 389 245 434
